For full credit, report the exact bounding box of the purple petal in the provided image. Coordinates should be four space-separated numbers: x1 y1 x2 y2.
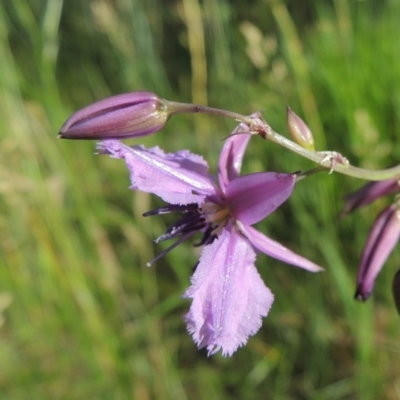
183 224 274 356
225 172 296 226
356 205 400 301
218 121 253 191
60 92 168 139
97 140 217 204
239 223 323 272
342 179 399 215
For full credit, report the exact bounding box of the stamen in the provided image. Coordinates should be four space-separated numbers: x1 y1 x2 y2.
143 200 228 266
143 203 198 216
155 212 205 243
193 226 217 247
146 232 195 267
210 224 225 237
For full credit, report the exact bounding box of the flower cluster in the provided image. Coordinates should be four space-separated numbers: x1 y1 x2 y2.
60 90 400 354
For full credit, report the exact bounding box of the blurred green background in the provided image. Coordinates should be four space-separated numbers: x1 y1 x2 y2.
1 0 399 399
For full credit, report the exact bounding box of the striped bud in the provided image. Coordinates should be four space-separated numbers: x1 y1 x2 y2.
355 205 400 301
59 91 169 140
342 179 399 216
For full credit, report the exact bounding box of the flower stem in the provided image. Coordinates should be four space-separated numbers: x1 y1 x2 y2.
259 121 400 181
164 100 400 182
164 100 253 124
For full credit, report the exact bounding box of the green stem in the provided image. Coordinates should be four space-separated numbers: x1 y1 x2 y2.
165 100 253 124
259 122 400 181
163 100 400 181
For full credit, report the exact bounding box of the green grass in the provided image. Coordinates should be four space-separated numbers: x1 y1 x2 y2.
0 0 399 399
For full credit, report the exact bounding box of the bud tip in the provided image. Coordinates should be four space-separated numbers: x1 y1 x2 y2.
287 107 315 151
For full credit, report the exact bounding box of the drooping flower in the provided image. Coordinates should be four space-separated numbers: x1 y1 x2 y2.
97 120 322 356
343 179 400 305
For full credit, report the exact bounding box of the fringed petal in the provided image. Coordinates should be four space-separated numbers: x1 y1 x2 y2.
183 224 274 356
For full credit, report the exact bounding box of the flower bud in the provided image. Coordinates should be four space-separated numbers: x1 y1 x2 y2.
287 107 315 151
342 178 399 216
355 204 400 301
59 91 170 140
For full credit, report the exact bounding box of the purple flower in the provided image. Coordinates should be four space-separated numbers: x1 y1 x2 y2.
97 121 322 356
59 92 169 140
343 179 400 303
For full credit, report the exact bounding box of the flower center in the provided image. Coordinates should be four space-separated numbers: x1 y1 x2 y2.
199 202 230 236
143 200 230 265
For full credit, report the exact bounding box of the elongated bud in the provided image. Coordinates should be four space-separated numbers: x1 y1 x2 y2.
393 269 400 314
287 107 315 151
355 204 400 301
59 91 170 139
342 178 400 216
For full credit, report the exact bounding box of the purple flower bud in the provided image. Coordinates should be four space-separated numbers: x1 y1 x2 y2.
287 107 315 151
392 269 400 314
342 178 400 215
355 204 400 301
59 91 169 140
